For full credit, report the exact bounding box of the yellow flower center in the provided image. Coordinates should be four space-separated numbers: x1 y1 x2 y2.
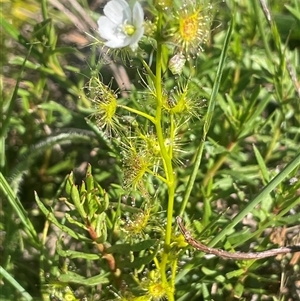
148 282 166 298
123 23 136 36
179 11 199 42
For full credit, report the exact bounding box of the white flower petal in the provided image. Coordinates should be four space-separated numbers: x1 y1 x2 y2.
128 28 144 50
105 32 129 48
97 0 144 50
98 16 117 40
132 1 144 26
132 28 144 43
104 0 131 24
105 37 128 48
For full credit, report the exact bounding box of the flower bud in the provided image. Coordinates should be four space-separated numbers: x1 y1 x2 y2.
168 53 186 75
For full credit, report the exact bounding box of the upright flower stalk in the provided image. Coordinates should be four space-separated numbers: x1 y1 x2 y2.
90 0 212 299
154 11 176 298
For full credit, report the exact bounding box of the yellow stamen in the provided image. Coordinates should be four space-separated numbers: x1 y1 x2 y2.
179 10 200 42
123 24 136 36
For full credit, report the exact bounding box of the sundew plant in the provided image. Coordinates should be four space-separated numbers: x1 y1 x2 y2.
1 0 300 300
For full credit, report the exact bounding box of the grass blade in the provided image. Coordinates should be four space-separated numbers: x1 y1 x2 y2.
0 266 33 301
179 18 234 215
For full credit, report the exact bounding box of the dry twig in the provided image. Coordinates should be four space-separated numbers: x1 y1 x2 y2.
176 216 300 260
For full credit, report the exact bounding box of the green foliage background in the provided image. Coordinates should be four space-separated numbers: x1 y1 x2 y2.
1 0 300 300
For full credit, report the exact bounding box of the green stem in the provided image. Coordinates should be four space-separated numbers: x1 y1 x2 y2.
170 258 178 295
154 12 175 300
146 169 168 184
139 56 156 83
118 104 156 123
169 114 175 159
41 0 48 20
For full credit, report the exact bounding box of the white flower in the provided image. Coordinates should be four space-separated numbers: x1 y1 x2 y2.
97 0 144 51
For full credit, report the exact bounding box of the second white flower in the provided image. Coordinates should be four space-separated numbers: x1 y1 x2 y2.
97 0 144 51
